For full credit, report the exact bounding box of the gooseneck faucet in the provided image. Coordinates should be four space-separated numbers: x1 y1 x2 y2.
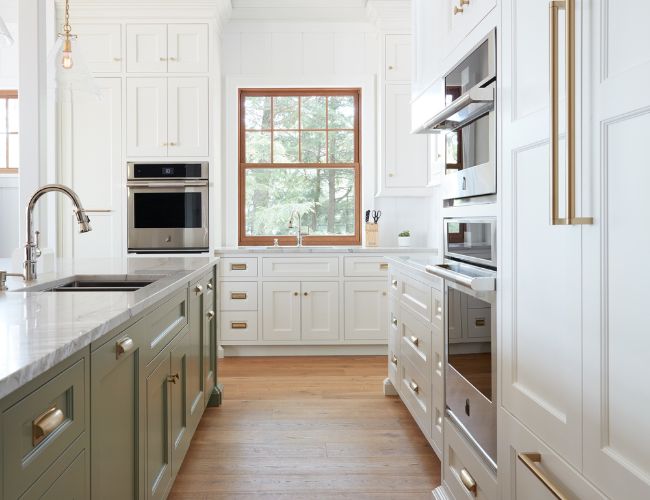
288 210 303 247
24 184 92 281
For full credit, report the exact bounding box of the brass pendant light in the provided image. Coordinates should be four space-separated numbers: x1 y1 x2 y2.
60 0 74 69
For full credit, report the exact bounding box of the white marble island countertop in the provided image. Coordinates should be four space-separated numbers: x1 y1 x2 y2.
0 256 218 400
215 246 436 254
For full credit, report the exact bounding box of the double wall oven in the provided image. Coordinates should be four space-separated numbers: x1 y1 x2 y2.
127 162 209 253
415 30 496 202
427 218 497 471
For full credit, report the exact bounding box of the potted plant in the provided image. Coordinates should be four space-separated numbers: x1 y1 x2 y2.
398 230 411 247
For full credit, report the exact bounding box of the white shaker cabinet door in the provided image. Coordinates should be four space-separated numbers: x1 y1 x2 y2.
126 24 167 73
167 24 208 73
384 34 411 82
126 77 168 157
500 0 582 469
75 24 122 72
344 281 388 341
262 282 301 341
582 1 650 497
167 77 208 157
301 282 339 341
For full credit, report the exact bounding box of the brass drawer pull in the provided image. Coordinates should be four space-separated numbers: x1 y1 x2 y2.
518 452 569 500
116 337 134 359
195 284 203 294
453 5 464 14
409 335 419 346
231 322 247 329
409 380 419 394
391 354 398 365
231 292 247 300
475 317 486 326
32 407 65 446
391 279 398 287
380 263 389 270
459 468 477 496
391 317 398 327
207 310 215 319
167 373 179 384
207 282 213 290
231 263 247 271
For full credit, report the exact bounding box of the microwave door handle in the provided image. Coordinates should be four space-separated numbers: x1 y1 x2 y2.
423 86 494 131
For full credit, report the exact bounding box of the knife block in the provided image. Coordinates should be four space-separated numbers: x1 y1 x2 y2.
365 223 379 247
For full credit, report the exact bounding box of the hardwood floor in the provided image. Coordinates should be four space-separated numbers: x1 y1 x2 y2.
169 356 441 499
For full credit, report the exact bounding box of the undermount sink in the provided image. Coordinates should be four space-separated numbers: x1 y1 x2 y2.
19 275 164 293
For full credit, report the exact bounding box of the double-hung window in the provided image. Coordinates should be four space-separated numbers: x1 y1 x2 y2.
0 90 18 174
239 88 361 246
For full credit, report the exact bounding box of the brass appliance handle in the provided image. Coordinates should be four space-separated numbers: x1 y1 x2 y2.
116 337 134 359
518 452 569 500
459 468 477 496
33 407 65 446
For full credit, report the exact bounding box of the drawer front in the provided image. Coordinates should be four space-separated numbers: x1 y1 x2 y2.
3 359 87 500
400 357 431 440
202 269 216 312
143 289 188 366
263 257 339 277
399 274 432 322
399 305 432 383
388 299 400 390
220 311 258 341
219 258 258 277
444 418 497 500
388 271 401 297
432 323 444 408
220 281 258 311
344 256 389 277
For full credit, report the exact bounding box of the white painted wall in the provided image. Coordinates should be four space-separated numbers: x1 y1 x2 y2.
220 20 437 248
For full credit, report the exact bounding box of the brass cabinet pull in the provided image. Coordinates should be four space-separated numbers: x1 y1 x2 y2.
33 407 65 446
195 284 203 294
391 279 398 287
167 373 179 384
169 56 177 61
380 263 389 270
231 322 247 329
113 57 122 62
409 380 419 394
160 56 167 61
206 310 215 320
453 5 464 14
116 337 134 359
409 335 419 346
231 292 247 300
231 263 247 271
293 291 299 296
391 354 398 365
391 317 398 327
459 468 477 496
207 282 213 290
549 0 592 226
303 292 309 296
518 452 569 500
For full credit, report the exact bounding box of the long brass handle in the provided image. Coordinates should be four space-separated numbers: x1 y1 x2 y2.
207 310 215 319
116 337 134 359
459 468 477 496
409 335 419 346
409 380 419 393
33 407 65 446
231 322 247 329
549 0 592 226
231 292 247 300
518 452 569 500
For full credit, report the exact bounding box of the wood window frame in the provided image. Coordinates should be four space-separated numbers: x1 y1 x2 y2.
238 88 362 246
0 90 18 174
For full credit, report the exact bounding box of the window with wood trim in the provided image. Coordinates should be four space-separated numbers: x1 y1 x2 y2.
239 88 361 246
0 90 18 174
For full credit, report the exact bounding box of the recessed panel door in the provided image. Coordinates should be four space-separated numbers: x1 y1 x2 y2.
301 282 339 340
262 282 301 341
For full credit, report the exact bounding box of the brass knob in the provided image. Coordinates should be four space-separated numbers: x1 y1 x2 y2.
168 373 179 384
453 5 464 14
207 282 213 290
460 0 470 5
391 317 398 327
391 279 398 287
116 337 134 359
388 65 394 70
303 292 309 296
169 56 177 61
113 57 122 62
391 354 398 365
207 310 215 319
195 284 203 294
409 380 419 393
169 142 177 146
160 56 167 61
382 291 387 296
410 335 419 346
294 291 299 296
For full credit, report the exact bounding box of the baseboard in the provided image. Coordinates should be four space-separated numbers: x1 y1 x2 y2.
222 344 388 357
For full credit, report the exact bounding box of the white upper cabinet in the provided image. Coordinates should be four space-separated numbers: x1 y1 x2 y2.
446 0 496 49
382 83 429 192
126 77 168 156
167 77 209 157
411 0 444 98
127 24 168 72
75 24 122 73
127 24 208 73
385 34 411 81
127 77 208 157
168 24 209 73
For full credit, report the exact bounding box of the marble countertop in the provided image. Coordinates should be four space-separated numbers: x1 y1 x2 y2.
385 253 443 275
0 256 218 400
215 246 436 254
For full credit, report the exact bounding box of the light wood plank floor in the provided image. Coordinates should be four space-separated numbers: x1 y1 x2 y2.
169 356 441 499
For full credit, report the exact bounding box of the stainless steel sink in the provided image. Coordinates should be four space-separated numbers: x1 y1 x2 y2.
19 275 164 293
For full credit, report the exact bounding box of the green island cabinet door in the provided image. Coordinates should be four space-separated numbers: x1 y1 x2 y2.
203 270 216 406
188 280 206 430
91 324 145 500
170 327 191 477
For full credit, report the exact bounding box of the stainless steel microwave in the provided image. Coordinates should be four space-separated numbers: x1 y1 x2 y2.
443 217 497 268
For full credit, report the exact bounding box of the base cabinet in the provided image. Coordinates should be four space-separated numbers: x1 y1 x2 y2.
344 281 388 341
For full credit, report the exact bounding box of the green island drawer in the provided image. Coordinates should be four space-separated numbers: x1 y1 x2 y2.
3 358 87 499
143 289 188 366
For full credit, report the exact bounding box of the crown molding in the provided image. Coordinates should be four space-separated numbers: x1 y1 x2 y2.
366 0 411 32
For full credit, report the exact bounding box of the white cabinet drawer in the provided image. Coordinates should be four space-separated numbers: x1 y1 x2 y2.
219 258 258 277
220 282 258 311
400 356 431 440
399 305 432 384
343 256 389 277
262 257 339 277
500 409 606 500
398 274 432 322
388 298 400 391
220 312 258 342
444 418 497 500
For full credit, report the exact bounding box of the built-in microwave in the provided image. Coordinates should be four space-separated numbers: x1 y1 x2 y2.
414 30 496 202
443 218 497 268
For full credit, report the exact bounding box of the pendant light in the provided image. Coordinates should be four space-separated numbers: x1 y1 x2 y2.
60 0 74 69
0 16 14 48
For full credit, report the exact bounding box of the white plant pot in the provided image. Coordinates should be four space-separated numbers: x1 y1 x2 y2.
398 236 411 247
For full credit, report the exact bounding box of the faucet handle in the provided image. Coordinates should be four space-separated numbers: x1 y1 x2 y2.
34 231 42 258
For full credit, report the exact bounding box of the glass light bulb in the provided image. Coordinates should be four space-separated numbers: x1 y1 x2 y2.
61 50 73 69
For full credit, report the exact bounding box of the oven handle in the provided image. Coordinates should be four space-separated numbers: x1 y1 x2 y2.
421 85 494 133
127 181 208 188
425 264 495 292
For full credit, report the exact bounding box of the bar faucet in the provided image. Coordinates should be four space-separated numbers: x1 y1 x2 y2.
24 184 92 281
288 210 303 247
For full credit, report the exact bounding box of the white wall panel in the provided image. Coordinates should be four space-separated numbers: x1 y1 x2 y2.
240 32 272 74
333 32 365 74
302 32 334 74
271 33 302 74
